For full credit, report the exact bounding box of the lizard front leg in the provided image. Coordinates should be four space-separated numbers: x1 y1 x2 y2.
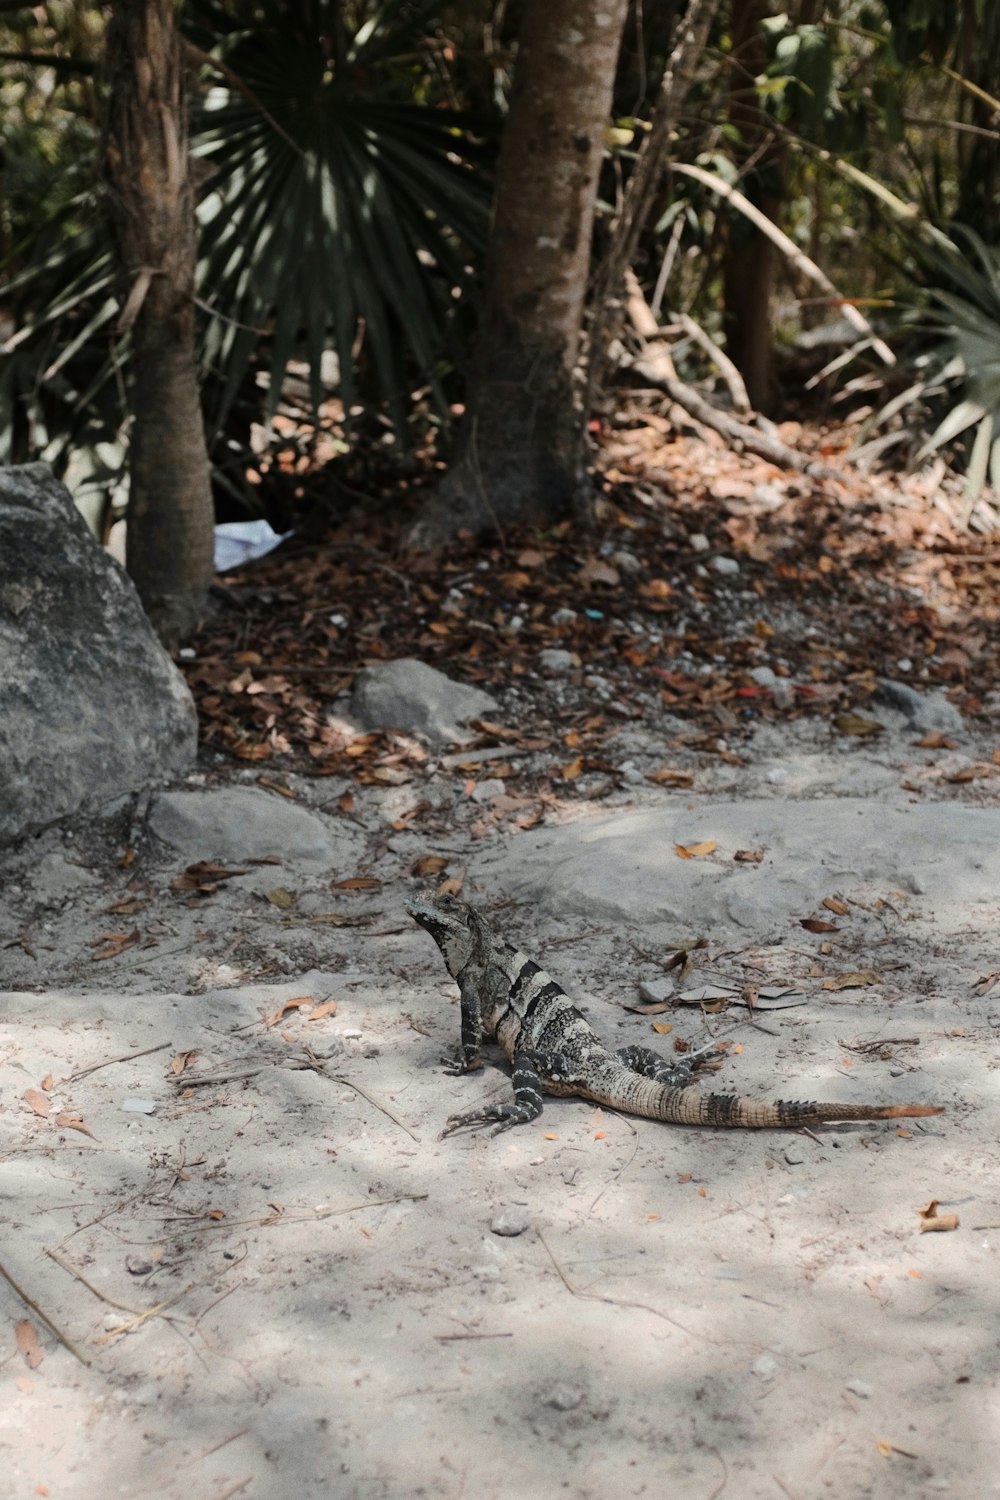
441 975 485 1076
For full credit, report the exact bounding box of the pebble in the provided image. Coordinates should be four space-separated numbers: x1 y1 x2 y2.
751 1352 778 1380
538 648 576 675
550 607 578 626
784 1143 806 1166
609 549 643 575
638 978 674 1005
470 779 505 803
490 1207 531 1237
689 533 710 553
845 1376 874 1398
711 555 741 576
121 1098 157 1114
545 1382 585 1411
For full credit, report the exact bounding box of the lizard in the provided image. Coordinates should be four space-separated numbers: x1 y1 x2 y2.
406 890 943 1134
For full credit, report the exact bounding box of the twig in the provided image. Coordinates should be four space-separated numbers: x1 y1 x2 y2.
158 1192 428 1230
588 1115 640 1211
676 312 751 414
45 1247 148 1317
95 1253 245 1342
211 1477 254 1500
63 1040 172 1085
333 1075 421 1142
706 1448 729 1500
434 1331 513 1341
537 1231 700 1339
0 1257 90 1366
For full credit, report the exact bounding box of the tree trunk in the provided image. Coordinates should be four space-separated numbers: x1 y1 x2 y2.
721 0 783 415
104 0 214 646
408 0 630 545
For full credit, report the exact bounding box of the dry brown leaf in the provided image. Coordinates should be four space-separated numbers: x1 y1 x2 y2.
306 1000 338 1022
54 1111 96 1139
800 917 839 933
40 1073 53 1091
561 756 584 781
651 1022 672 1035
338 790 355 814
265 887 294 908
915 731 957 750
675 839 717 858
834 711 883 736
333 877 381 890
90 927 141 961
412 855 448 876
822 970 878 990
734 848 764 863
257 776 295 797
577 558 620 587
439 876 464 897
208 1208 226 1221
15 1319 43 1370
646 766 694 787
264 996 312 1027
543 1132 559 1141
918 1199 960 1233
170 1051 197 1076
823 896 850 915
23 1088 50 1117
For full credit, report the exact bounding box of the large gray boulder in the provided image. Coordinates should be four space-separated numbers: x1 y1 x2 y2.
0 464 197 844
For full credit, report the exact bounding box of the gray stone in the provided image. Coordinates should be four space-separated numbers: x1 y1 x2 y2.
350 658 497 745
845 1376 874 1398
545 1382 585 1412
711 555 741 576
538 648 576 675
0 465 197 845
873 679 964 733
150 786 349 866
490 1207 531 1237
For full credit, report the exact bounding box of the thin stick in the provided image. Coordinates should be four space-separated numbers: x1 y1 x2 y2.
333 1075 421 1142
434 1331 513 1341
45 1247 145 1316
64 1040 172 1085
211 1477 254 1500
537 1231 700 1340
0 1257 90 1366
95 1255 244 1343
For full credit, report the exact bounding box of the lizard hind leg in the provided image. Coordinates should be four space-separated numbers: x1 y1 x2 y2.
616 1043 701 1090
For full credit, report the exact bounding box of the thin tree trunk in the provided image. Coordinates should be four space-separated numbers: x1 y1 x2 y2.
722 0 783 414
408 0 630 546
586 0 720 414
104 0 214 646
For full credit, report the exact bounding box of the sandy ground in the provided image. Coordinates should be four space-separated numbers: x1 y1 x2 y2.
2 713 999 1500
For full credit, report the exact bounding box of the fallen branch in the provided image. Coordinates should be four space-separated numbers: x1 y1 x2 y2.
0 1257 90 1366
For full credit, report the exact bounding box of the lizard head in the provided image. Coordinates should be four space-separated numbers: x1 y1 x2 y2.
405 890 476 972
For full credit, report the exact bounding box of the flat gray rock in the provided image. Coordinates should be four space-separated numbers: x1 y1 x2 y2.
351 658 497 744
873 679 964 733
0 465 196 845
150 786 357 866
479 797 1000 937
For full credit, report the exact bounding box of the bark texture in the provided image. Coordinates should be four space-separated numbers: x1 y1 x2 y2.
409 0 629 545
104 0 214 646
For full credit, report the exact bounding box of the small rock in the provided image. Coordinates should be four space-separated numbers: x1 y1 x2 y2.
638 978 674 1005
538 648 576 675
126 1255 155 1276
873 679 964 733
749 666 777 688
751 1352 778 1381
470 778 505 803
689 533 710 553
711 555 741 576
766 767 788 786
784 1143 806 1166
545 1382 584 1411
550 608 578 626
121 1097 157 1115
845 1376 874 1398
609 549 643 575
490 1207 531 1237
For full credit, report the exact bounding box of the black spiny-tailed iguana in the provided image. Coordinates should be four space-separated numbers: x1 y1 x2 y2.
406 891 943 1134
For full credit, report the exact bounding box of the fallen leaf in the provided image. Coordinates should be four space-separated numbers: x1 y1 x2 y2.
676 1173 692 1184
170 1051 197 1076
338 790 355 814
577 557 620 587
800 918 839 933
675 839 717 858
333 877 381 891
918 1199 960 1233
593 1130 606 1140
651 1022 672 1035
15 1320 43 1369
264 996 312 1027
89 928 141 961
264 887 294 908
40 1073 53 1091
561 755 584 780
646 766 694 786
306 1000 338 1022
412 855 448 877
543 1132 559 1141
734 848 764 863
208 1208 226 1221
915 731 957 750
23 1089 50 1118
822 896 850 915
258 776 295 797
822 970 878 990
54 1112 96 1139
835 711 883 736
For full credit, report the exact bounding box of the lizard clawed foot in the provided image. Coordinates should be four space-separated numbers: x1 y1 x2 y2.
439 1100 535 1138
440 1051 483 1077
